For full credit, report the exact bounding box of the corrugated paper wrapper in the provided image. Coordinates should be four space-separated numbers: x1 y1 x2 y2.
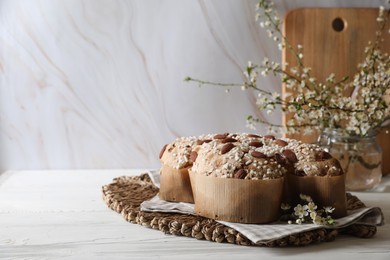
159 164 194 203
189 170 284 224
285 173 347 218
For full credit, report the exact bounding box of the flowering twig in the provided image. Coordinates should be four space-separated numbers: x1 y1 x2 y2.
281 194 336 225
185 0 390 137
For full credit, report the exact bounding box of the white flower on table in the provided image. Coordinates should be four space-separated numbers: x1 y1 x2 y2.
294 204 308 218
307 202 318 212
324 206 335 214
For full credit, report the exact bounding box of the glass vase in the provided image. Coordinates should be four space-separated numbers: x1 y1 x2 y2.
318 129 382 191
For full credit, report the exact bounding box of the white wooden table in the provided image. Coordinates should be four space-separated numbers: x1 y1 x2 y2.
1 170 389 259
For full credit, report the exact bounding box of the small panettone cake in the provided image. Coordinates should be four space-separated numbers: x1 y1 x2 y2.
285 142 347 218
159 135 213 203
189 133 286 224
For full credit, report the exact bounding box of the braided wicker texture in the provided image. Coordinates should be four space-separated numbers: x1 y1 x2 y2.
102 174 377 247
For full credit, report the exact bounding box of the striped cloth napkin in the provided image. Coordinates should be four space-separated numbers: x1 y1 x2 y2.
141 171 384 244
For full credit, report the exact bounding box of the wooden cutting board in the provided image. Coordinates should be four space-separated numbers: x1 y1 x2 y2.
282 8 390 174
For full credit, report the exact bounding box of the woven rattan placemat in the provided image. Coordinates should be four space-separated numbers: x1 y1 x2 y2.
102 173 377 247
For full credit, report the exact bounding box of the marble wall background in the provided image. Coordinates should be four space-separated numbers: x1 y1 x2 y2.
0 0 385 171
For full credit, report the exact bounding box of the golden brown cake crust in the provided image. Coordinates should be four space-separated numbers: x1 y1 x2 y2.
159 135 213 169
191 133 343 179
